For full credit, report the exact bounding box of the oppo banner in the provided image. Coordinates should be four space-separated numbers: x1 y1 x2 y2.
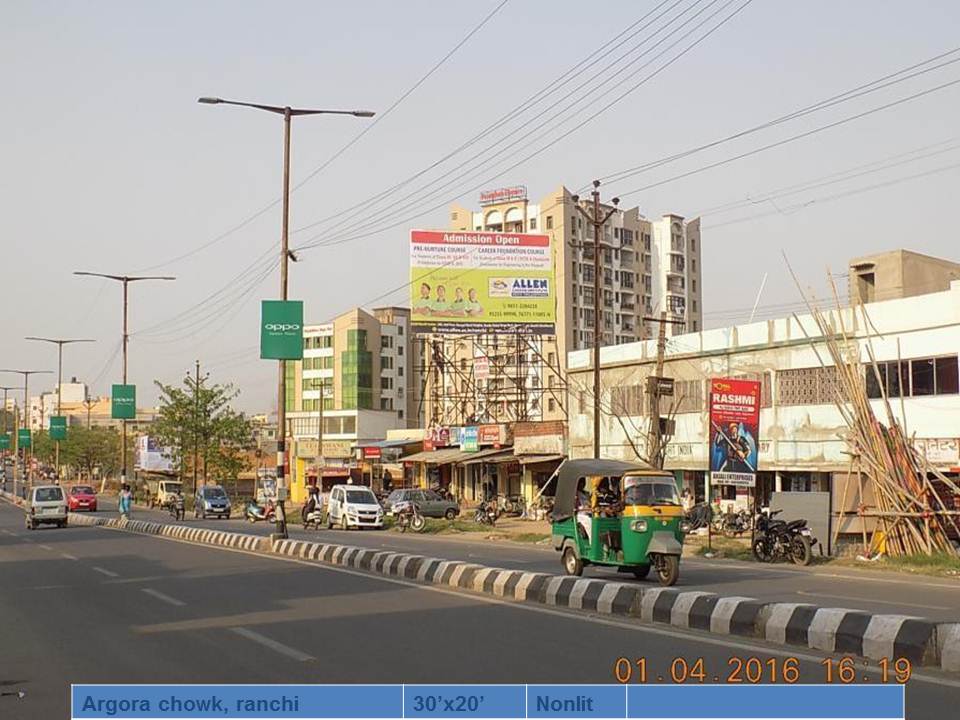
260 300 304 360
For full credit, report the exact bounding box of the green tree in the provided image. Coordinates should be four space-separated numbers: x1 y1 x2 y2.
152 373 253 494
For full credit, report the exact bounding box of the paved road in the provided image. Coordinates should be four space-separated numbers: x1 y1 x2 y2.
90 499 960 621
0 501 957 720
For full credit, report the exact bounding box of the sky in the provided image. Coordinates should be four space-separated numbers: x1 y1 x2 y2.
2 0 959 413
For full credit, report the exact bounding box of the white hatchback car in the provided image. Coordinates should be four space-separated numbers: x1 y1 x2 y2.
27 485 69 529
326 485 383 530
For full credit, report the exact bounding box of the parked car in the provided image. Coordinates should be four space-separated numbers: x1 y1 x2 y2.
194 485 232 519
67 485 98 512
327 485 383 530
26 485 68 529
385 488 459 520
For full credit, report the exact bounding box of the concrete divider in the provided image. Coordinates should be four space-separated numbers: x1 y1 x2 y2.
5 494 956 676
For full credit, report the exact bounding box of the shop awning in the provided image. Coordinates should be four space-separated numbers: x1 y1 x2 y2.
400 448 472 464
459 449 516 466
516 454 566 465
355 439 417 449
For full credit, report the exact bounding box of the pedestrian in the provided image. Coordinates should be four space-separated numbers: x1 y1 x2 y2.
118 483 132 520
681 488 694 513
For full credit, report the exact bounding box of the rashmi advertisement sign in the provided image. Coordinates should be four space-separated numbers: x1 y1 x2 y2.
409 230 555 334
708 378 761 487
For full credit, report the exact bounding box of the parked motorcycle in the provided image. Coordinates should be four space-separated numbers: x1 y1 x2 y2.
474 499 499 526
717 509 752 538
682 502 712 533
394 500 426 533
246 499 276 524
752 509 815 566
497 494 525 516
169 494 185 522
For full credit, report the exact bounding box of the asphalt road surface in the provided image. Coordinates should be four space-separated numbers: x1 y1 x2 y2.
0 501 957 720
90 499 960 622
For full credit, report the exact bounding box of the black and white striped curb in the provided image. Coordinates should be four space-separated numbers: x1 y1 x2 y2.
62 512 266 552
10 497 956 676
268 537 959 674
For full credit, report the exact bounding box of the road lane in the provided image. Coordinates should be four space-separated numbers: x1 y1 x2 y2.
88 499 960 621
0 501 957 720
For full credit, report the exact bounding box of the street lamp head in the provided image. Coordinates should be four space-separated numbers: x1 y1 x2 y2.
197 97 222 105
612 197 620 206
593 179 601 189
351 110 376 118
571 194 580 204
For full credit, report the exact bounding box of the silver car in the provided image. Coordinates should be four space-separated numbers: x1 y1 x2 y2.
27 485 69 529
386 489 459 520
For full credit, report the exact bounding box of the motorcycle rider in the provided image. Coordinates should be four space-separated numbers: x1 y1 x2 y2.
301 484 323 526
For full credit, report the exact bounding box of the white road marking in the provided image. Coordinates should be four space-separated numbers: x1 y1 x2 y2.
796 590 951 611
141 588 186 607
230 627 314 662
60 553 77 560
84 518 960 690
92 566 119 578
1 529 16 536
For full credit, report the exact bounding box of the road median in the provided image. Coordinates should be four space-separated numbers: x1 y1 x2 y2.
22 502 960 676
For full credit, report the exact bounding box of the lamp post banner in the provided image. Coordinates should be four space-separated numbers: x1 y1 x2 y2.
261 300 304 360
50 416 67 440
17 428 31 449
111 384 137 420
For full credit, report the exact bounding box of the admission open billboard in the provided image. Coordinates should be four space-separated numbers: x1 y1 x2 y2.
708 378 761 487
410 230 555 334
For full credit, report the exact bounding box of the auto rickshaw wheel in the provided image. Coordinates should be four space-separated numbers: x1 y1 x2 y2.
655 555 680 586
562 546 583 576
630 564 650 580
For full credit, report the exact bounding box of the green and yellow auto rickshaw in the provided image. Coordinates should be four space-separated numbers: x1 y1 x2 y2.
550 459 684 586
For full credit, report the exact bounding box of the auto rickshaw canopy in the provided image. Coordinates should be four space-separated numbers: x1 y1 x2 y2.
549 458 651 522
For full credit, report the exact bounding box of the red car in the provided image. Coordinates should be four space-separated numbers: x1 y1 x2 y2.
68 485 98 512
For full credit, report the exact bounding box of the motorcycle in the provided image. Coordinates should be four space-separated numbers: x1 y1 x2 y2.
718 509 752 538
497 494 525 516
246 499 276 524
474 499 499 526
682 502 712 533
169 494 185 522
301 500 324 530
752 509 815 566
394 500 426 533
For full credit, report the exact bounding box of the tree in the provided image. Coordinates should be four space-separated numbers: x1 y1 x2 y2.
152 373 253 493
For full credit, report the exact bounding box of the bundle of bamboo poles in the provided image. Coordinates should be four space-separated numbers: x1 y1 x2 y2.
798 283 960 558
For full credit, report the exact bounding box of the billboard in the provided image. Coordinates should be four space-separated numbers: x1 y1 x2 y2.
708 378 761 487
410 230 555 334
135 435 175 473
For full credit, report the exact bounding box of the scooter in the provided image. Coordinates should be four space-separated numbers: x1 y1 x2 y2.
301 501 325 530
474 499 499 526
245 499 276 524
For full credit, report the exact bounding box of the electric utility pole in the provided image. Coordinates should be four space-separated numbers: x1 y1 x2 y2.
198 96 374 539
192 360 207 494
571 181 619 459
641 312 686 468
0 386 16 489
73 272 175 490
0 369 52 494
25 337 95 478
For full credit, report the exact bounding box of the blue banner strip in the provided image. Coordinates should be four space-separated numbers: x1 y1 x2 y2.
625 684 904 718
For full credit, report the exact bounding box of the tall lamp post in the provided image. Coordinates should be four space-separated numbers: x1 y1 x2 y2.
0 369 52 494
571 181 619 459
198 96 374 539
73 273 175 489
25 337 95 478
0 386 17 489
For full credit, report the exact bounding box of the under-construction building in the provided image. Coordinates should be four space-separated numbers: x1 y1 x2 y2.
418 184 703 427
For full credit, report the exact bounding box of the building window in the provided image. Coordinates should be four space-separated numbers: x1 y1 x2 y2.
545 215 553 230
690 237 696 251
866 356 958 398
578 391 586 414
610 384 644 416
529 217 537 230
777 366 840 406
398 366 404 377
548 398 556 412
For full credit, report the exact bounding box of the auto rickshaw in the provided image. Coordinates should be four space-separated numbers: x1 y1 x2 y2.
550 459 684 586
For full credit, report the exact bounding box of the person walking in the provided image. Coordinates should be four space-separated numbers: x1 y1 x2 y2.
118 483 132 520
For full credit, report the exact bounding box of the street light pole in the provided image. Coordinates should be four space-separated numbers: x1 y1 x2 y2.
572 181 619 460
25 337 95 479
0 369 52 494
199 96 374 539
0 386 16 489
74 272 175 490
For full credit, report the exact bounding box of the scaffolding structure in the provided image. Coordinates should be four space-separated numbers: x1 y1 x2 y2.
415 332 568 427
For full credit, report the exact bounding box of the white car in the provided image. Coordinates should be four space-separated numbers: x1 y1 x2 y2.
27 485 69 530
326 485 383 530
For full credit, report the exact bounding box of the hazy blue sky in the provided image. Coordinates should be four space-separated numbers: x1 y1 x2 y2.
3 0 959 412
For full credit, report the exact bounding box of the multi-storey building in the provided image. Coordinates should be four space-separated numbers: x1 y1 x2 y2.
424 185 703 425
285 306 421 499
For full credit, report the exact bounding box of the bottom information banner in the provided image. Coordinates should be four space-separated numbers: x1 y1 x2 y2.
71 683 904 719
